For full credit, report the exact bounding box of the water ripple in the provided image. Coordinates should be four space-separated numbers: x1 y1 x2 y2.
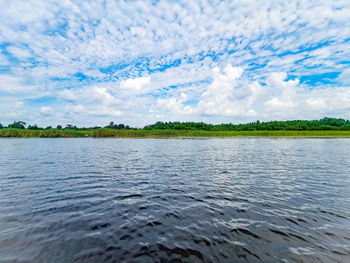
0 138 350 262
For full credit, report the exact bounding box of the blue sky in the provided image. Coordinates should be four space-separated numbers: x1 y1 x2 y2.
0 0 349 127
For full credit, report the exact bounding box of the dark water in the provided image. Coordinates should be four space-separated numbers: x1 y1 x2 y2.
0 138 350 262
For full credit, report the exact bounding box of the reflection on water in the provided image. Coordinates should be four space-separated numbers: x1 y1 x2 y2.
0 138 350 262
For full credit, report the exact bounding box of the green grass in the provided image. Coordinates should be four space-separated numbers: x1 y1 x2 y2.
0 128 92 138
1 128 350 138
92 129 350 138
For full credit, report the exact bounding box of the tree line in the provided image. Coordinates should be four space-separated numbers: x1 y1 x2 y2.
1 117 350 131
144 117 350 131
0 121 134 130
0 121 102 130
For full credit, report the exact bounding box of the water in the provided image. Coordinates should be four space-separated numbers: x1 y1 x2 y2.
0 138 350 262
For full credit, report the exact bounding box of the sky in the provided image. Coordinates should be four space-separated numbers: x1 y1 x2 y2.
0 0 349 127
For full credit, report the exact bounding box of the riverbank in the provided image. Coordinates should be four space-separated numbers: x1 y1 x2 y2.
0 128 93 138
1 128 350 138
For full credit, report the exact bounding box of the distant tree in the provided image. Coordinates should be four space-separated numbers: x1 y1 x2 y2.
109 121 115 128
0 123 3 129
46 126 52 129
142 117 350 131
117 124 125 129
57 125 62 129
65 124 73 129
28 124 39 130
8 121 26 129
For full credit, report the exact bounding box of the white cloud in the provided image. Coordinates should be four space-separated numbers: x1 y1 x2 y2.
306 98 327 110
82 87 124 117
89 108 123 117
264 97 296 111
0 75 37 94
7 46 32 59
307 87 350 113
89 87 117 105
0 53 9 66
58 89 77 101
0 1 349 125
1 0 348 82
155 97 192 115
338 69 350 85
264 72 299 112
179 92 188 102
40 106 53 116
198 65 261 116
65 104 85 114
120 77 151 94
197 65 350 120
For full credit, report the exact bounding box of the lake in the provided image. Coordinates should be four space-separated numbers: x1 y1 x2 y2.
0 138 349 262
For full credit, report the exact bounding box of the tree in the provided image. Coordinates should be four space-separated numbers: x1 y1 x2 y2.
109 121 115 128
0 123 3 129
117 124 125 129
57 125 62 129
28 124 39 130
65 124 73 129
8 121 26 129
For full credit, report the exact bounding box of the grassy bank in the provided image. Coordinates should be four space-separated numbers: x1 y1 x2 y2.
1 128 350 138
0 128 93 138
92 129 350 137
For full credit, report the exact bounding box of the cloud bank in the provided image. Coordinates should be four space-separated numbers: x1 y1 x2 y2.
0 0 349 126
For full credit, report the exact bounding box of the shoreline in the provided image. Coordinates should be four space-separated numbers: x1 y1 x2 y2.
1 128 350 138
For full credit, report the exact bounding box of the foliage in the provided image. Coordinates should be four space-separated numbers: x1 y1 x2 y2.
65 124 74 129
106 122 131 130
91 129 350 138
28 124 43 130
7 121 26 129
144 118 350 131
2 117 350 138
0 128 91 138
1 127 350 138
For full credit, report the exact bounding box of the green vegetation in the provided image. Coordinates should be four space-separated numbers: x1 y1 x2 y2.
7 121 26 129
145 117 350 131
92 128 350 138
0 128 93 138
1 117 350 138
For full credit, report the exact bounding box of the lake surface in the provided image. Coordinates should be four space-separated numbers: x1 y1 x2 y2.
0 138 350 262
